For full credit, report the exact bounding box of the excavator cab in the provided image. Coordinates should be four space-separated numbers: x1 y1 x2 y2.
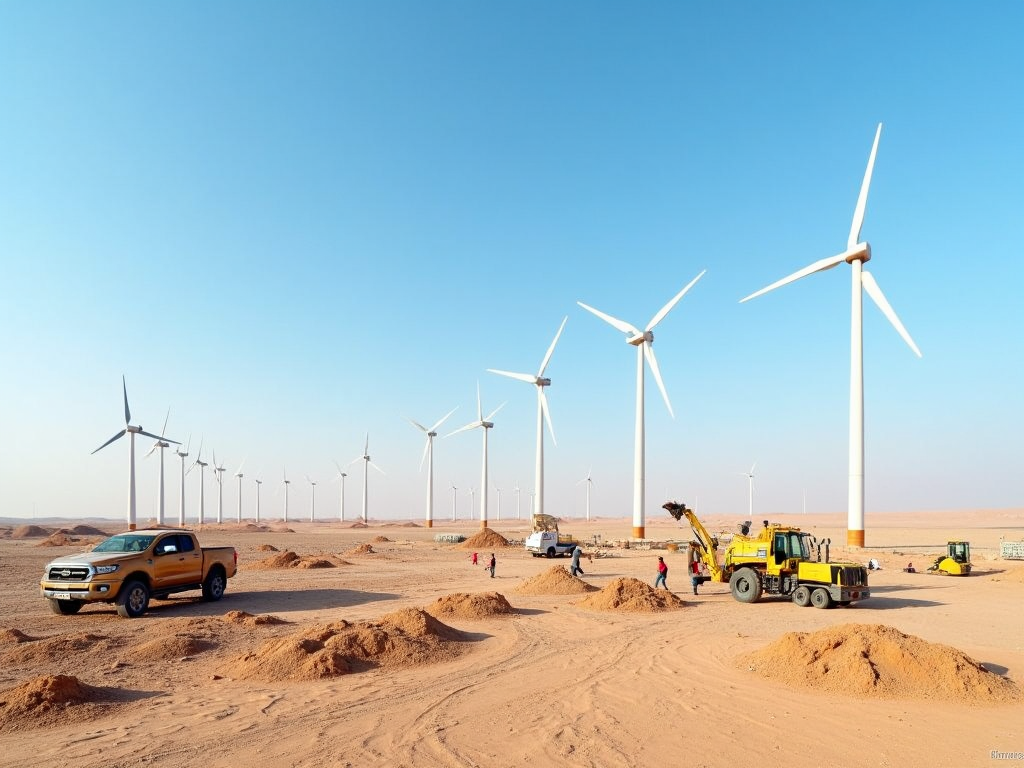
928 541 972 576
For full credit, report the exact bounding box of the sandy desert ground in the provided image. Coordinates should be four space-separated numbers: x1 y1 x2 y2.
1 508 1023 768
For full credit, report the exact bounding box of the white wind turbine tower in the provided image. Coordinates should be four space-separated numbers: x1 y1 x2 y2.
467 486 476 516
494 485 501 521
174 436 191 527
446 386 505 530
488 315 567 520
278 468 292 522
577 468 594 522
211 451 227 524
306 475 317 521
740 461 757 520
578 270 705 539
740 123 921 548
254 475 263 523
187 440 208 524
143 408 173 525
514 481 521 520
91 377 178 531
406 407 457 529
332 461 349 522
348 434 385 523
234 459 246 522
450 482 458 521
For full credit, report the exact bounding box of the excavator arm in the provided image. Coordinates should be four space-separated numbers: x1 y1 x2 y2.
662 501 725 583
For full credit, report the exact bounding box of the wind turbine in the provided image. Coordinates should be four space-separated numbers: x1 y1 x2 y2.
739 123 921 547
406 407 457 528
187 440 208 524
488 315 567 519
740 461 757 520
577 468 594 521
578 270 705 539
211 451 227 524
279 468 291 522
143 408 173 525
306 475 317 521
514 481 521 520
494 485 502 521
332 461 348 522
174 435 191 527
348 434 385 523
446 385 505 529
450 481 458 521
234 459 246 522
254 475 263 522
91 377 178 531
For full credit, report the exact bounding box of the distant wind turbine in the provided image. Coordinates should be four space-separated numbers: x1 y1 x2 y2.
211 451 227 524
494 485 502 521
406 407 457 529
277 468 291 522
143 408 173 525
349 434 385 523
254 475 263 522
235 459 246 522
446 385 505 529
187 439 208 524
332 461 348 522
577 468 594 521
514 481 521 520
488 315 567 520
174 435 191 527
91 376 178 531
739 123 921 548
450 481 458 521
306 475 317 521
578 270 705 539
740 461 757 519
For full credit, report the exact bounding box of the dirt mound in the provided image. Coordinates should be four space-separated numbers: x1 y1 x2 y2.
0 629 38 644
990 568 1024 584
514 565 598 595
11 525 50 539
575 578 685 612
222 608 466 682
222 611 289 627
345 543 375 555
255 551 300 568
426 592 516 619
459 528 511 549
401 522 421 527
36 532 99 547
69 524 110 536
257 544 279 552
372 536 392 543
349 521 368 529
741 623 1022 703
128 634 216 661
0 675 95 727
3 633 122 665
247 551 345 569
296 558 336 569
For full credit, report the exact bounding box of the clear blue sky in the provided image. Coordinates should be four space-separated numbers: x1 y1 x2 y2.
1 2 1021 524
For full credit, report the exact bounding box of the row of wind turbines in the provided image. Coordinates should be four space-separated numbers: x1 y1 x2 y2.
94 124 918 546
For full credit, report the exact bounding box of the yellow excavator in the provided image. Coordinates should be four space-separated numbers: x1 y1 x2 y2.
927 541 972 576
663 501 870 608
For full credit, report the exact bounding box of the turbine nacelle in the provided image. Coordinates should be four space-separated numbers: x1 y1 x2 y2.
627 330 654 346
846 242 872 264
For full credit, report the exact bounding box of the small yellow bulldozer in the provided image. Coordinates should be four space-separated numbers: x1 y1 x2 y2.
927 541 972 576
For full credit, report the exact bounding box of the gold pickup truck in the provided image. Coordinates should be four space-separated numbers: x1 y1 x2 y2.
40 529 238 618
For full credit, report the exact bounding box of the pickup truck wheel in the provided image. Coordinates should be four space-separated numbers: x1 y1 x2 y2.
202 568 226 601
116 580 150 618
729 568 763 604
791 585 812 607
546 547 556 558
48 598 83 615
810 587 833 609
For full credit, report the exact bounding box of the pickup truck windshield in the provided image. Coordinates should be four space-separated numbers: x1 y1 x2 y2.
94 534 156 553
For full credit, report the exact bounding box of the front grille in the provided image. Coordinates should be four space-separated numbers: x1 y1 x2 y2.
47 566 90 581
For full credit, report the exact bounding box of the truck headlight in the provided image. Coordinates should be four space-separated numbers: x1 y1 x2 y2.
94 564 120 574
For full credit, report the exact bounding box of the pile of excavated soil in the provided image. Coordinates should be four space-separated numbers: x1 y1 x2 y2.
349 522 368 529
0 675 104 732
575 578 685 612
222 611 289 627
740 623 1022 703
257 544 279 552
0 629 38 645
36 532 100 547
69 524 110 536
221 608 466 682
372 535 392 543
2 633 123 666
514 565 597 595
401 522 421 527
459 528 512 549
10 525 50 539
127 634 217 662
246 551 346 570
426 592 516 620
344 543 375 555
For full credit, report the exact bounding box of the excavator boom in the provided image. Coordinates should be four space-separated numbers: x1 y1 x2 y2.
663 501 725 583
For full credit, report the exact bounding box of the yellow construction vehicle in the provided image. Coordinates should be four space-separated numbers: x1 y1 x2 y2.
663 501 870 608
927 541 972 576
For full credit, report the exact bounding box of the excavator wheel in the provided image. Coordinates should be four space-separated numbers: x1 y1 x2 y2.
729 568 763 604
791 585 812 607
810 587 832 609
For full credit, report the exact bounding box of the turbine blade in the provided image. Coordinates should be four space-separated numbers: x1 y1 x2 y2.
144 442 160 458
862 270 923 357
445 422 479 438
476 383 482 420
428 406 459 433
644 343 674 419
138 430 175 443
487 368 536 384
647 270 706 331
576 301 641 337
196 436 203 460
185 434 192 454
235 458 246 475
92 429 126 454
348 455 364 466
739 251 850 303
369 461 386 475
849 123 883 249
121 375 131 425
484 401 506 421
333 460 345 476
539 389 556 446
419 436 429 472
405 416 428 433
537 315 568 376
160 407 170 439
364 433 369 454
